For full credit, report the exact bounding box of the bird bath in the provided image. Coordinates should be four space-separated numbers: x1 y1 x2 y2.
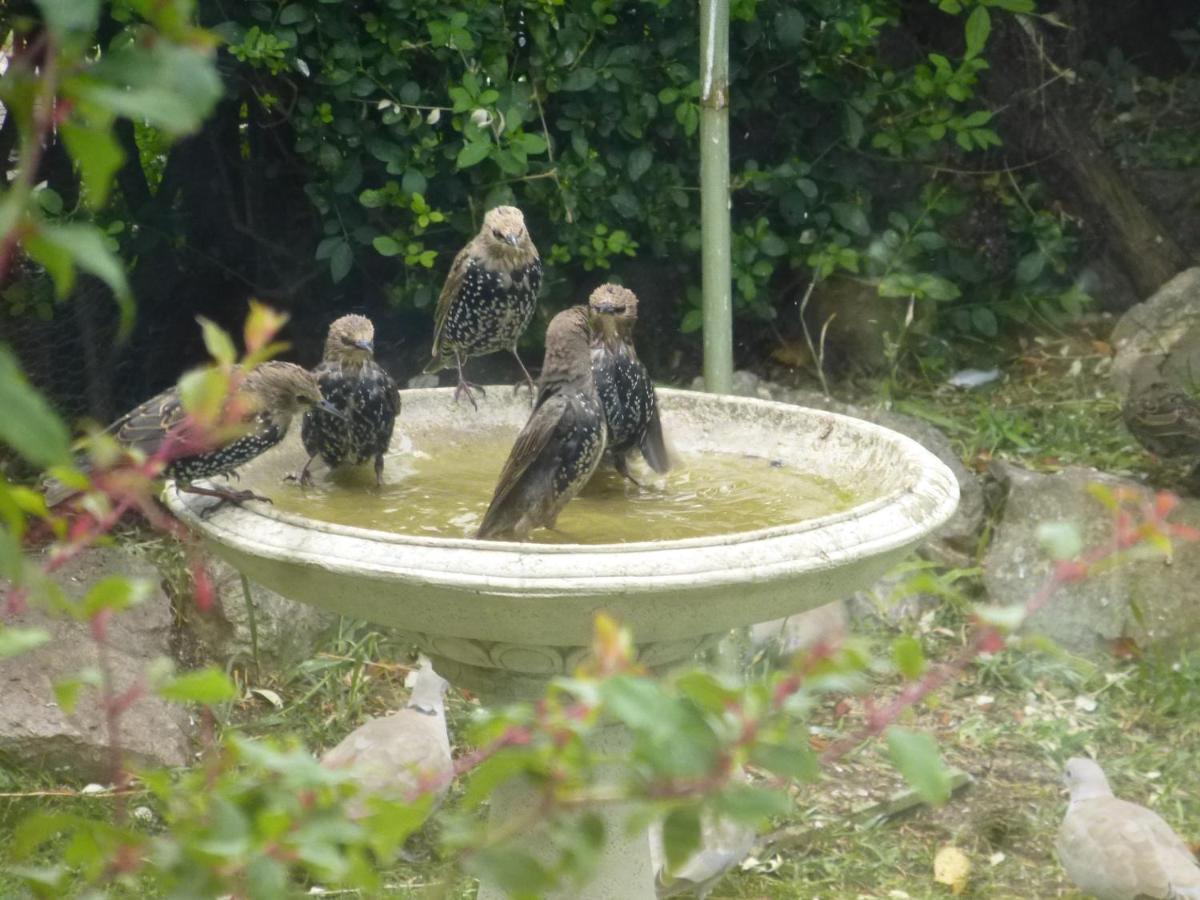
166 386 958 899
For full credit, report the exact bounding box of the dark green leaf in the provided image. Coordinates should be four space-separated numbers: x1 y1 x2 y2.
661 806 701 871
970 306 998 336
401 169 427 195
892 636 925 680
61 123 124 208
82 42 222 136
35 223 133 327
713 784 793 821
33 0 100 34
330 241 353 282
1016 251 1046 284
456 139 492 169
830 202 870 237
278 3 307 25
467 847 555 896
749 742 819 781
562 67 597 91
627 146 652 182
372 236 403 257
0 346 72 468
964 6 991 58
885 727 952 805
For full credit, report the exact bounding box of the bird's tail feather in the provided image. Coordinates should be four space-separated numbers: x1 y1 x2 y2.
422 355 447 375
640 411 671 473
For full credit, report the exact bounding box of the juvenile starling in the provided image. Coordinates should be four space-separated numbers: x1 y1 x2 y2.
588 283 670 484
48 362 339 507
424 205 541 407
321 657 453 819
298 314 399 485
477 306 605 540
1123 381 1200 461
1057 757 1200 900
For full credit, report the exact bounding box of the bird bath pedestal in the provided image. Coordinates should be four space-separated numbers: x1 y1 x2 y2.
167 387 958 899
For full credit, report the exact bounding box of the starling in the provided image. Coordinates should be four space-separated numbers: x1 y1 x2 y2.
298 314 399 485
1122 381 1200 462
588 283 670 484
48 362 340 507
424 205 542 407
321 657 453 819
477 306 606 540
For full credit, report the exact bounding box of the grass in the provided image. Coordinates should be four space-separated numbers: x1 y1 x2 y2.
3 323 1199 897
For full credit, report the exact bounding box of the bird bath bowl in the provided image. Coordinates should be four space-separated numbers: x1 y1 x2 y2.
166 386 958 899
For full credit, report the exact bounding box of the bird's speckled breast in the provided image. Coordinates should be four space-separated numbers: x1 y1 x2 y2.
442 258 542 355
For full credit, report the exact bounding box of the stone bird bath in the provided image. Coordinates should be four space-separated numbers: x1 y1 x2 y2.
167 386 958 899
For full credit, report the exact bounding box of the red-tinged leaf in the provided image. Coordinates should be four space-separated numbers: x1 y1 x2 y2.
1154 491 1179 519
191 558 214 613
90 607 112 642
977 629 1005 654
243 301 289 354
1169 523 1200 542
1053 560 1088 583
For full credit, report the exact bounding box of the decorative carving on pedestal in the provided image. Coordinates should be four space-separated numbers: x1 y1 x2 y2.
398 630 723 680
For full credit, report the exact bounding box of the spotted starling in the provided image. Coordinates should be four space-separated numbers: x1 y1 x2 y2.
477 306 606 540
588 284 670 485
298 314 399 485
48 362 339 507
424 205 542 407
1123 381 1200 460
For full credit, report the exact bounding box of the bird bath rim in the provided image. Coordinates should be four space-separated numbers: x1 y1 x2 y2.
165 386 957 556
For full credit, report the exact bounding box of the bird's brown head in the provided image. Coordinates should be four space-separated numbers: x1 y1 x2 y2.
588 283 639 345
324 314 376 364
240 362 328 425
479 205 536 261
541 305 594 381
1063 757 1112 802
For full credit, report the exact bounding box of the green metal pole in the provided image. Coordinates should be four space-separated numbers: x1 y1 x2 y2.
699 0 732 394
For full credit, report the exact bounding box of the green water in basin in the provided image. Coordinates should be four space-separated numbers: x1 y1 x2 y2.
251 432 860 545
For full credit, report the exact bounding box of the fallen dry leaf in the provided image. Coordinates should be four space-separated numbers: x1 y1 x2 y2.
934 845 971 895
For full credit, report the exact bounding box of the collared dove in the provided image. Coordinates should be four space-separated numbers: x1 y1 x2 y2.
649 782 757 900
321 657 453 818
1057 757 1200 900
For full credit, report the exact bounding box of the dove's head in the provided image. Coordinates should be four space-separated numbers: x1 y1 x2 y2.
407 657 450 715
1063 757 1113 802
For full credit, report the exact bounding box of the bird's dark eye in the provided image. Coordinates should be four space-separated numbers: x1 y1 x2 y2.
492 229 504 239
342 336 356 345
297 394 312 405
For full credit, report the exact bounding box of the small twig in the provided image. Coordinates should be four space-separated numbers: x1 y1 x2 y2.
797 276 832 398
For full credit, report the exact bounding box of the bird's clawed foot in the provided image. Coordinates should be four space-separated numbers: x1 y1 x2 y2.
453 379 485 410
284 457 316 487
183 484 272 516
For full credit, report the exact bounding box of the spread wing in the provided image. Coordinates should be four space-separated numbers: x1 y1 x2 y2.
108 385 189 458
428 241 476 360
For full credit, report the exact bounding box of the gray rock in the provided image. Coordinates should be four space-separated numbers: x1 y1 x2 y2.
182 553 337 671
750 602 846 655
984 462 1200 656
689 370 772 399
1111 267 1200 397
0 547 191 778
